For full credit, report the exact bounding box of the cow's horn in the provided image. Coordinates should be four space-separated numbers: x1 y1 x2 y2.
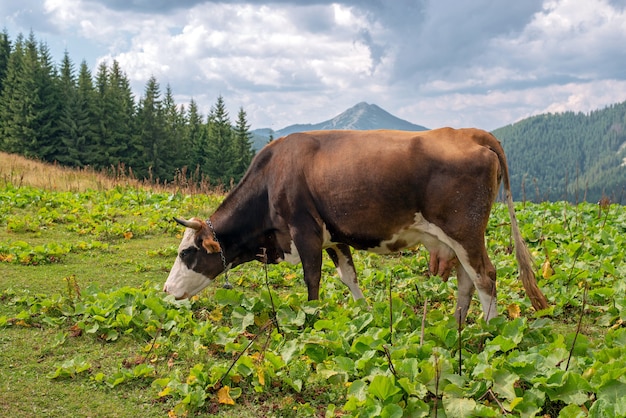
173 217 203 230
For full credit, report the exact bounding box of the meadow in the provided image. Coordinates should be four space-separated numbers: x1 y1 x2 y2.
1 152 625 417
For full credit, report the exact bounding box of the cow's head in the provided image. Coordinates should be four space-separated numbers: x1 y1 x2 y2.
163 217 225 299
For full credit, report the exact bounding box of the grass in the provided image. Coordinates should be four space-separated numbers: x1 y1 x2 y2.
2 238 169 293
0 151 223 195
0 152 213 417
0 233 178 417
0 151 132 192
0 327 162 417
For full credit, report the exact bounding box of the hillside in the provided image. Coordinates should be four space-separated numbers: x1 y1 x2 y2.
494 102 626 203
252 102 427 149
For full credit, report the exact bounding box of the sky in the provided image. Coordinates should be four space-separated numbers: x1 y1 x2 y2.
2 0 626 131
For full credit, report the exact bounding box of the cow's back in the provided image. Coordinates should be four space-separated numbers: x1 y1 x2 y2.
261 128 502 249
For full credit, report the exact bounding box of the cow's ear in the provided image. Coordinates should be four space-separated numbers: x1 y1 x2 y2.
202 238 221 254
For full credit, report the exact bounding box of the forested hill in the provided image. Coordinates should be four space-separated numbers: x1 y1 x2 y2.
0 31 256 188
493 101 626 203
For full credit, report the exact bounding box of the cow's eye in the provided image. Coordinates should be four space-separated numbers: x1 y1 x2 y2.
180 248 195 259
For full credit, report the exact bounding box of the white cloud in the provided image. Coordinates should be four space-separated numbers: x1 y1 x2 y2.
395 79 626 131
80 2 383 125
493 0 626 80
2 0 626 130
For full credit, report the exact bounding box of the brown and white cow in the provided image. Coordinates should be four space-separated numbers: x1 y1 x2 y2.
164 128 549 323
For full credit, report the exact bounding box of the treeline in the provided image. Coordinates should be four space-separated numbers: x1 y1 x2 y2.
494 101 626 203
0 31 255 186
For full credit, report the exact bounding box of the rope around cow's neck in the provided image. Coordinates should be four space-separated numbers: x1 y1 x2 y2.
206 218 233 289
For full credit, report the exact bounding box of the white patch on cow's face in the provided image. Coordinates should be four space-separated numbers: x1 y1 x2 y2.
163 228 213 299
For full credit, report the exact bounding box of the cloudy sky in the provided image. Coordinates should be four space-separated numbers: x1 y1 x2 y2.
2 0 626 131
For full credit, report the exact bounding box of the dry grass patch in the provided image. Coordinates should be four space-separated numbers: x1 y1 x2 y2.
0 152 131 192
0 151 224 195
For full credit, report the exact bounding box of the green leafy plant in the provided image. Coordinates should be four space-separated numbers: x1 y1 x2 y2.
2 185 626 416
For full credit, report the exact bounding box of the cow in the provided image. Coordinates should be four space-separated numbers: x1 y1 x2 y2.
163 128 549 323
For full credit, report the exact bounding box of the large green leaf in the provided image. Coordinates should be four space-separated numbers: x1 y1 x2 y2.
589 379 626 417
230 306 254 332
368 375 402 404
540 371 591 405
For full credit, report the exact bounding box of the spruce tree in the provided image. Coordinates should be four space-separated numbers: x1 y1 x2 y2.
162 84 185 178
56 51 82 166
93 60 137 171
57 59 98 167
91 62 110 168
0 34 38 155
135 76 169 180
0 30 11 94
32 39 63 162
232 107 254 182
74 61 99 166
206 95 236 186
186 99 209 179
0 30 263 189
107 61 137 168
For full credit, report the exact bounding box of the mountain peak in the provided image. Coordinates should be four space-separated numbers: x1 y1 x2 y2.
325 102 398 130
250 102 427 150
271 102 426 135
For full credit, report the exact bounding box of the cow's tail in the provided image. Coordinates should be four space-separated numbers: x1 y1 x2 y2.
492 138 550 312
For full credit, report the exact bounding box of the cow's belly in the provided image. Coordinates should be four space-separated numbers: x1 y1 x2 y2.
366 213 458 258
278 213 465 272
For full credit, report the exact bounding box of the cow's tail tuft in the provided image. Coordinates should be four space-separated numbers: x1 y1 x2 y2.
504 186 549 311
492 135 550 312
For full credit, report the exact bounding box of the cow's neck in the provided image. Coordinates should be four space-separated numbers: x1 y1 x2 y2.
210 182 269 267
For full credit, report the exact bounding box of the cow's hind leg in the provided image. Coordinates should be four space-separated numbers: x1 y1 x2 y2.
456 249 497 322
455 265 476 324
326 244 364 300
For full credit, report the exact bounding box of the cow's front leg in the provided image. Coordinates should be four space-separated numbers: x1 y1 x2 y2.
292 231 324 300
301 251 323 300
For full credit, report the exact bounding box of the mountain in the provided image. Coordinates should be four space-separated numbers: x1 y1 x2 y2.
252 102 427 150
493 101 626 203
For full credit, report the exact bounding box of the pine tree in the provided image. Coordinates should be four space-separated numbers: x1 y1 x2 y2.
74 61 99 166
206 95 236 186
135 76 169 180
107 60 137 167
92 60 137 170
0 34 38 155
162 84 185 178
185 99 209 179
31 39 63 162
232 107 254 182
56 51 82 166
0 30 11 94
